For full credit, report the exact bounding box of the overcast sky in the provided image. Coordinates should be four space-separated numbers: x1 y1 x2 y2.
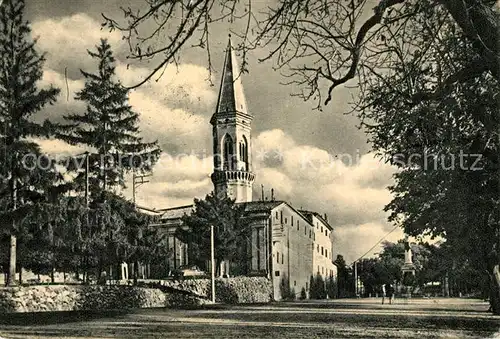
24 0 404 263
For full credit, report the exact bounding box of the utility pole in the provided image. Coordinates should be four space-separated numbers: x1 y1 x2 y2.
131 170 151 283
132 171 151 206
211 224 216 303
354 261 358 297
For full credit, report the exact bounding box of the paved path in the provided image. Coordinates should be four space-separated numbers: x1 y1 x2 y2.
0 298 498 338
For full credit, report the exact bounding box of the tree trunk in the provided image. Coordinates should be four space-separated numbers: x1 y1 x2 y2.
7 235 16 286
7 178 17 287
490 265 500 314
133 261 138 285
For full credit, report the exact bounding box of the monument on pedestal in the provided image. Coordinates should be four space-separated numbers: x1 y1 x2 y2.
401 235 416 298
402 235 416 275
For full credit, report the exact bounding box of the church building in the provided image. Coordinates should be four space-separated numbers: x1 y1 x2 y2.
141 37 337 300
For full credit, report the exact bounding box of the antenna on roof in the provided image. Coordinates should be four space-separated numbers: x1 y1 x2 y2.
261 184 264 201
271 188 274 201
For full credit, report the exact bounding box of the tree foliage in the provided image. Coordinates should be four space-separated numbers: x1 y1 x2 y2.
352 0 499 312
176 192 251 276
334 254 354 298
0 0 61 284
57 39 161 200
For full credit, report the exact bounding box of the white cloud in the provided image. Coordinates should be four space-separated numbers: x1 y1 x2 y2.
32 13 122 72
34 138 86 156
116 63 215 108
334 223 405 263
128 90 210 148
122 152 213 209
32 14 217 152
252 128 398 262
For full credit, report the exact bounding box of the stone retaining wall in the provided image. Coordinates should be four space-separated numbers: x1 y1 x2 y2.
0 285 167 313
0 277 272 313
159 276 273 304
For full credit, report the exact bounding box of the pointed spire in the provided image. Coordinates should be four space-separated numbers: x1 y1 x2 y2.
212 35 249 122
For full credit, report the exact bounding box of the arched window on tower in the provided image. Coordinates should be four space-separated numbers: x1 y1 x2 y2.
223 134 234 170
239 136 249 171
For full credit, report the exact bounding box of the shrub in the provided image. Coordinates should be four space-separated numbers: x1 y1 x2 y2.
300 287 307 300
279 276 295 301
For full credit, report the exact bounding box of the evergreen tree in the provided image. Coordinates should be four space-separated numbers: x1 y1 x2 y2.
0 0 60 285
326 274 337 299
58 39 161 201
299 287 307 300
176 192 250 276
56 39 161 282
314 274 326 299
309 275 316 299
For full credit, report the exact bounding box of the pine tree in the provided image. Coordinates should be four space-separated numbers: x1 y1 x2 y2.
176 192 250 276
58 39 161 201
309 275 316 299
0 0 60 285
56 39 161 282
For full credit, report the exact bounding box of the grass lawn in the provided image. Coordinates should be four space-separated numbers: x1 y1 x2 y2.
0 298 498 338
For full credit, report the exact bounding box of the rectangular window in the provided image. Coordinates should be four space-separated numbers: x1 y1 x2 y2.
282 253 284 264
325 249 328 257
294 280 296 286
304 226 306 235
281 211 283 223
317 265 320 273
277 252 280 264
291 216 294 226
321 246 324 255
285 217 287 224
321 226 323 233
317 244 319 252
309 230 311 238
276 211 279 219
322 267 324 274
275 271 280 277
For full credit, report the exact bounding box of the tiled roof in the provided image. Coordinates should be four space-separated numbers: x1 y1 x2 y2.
239 200 284 213
158 204 194 220
299 209 333 230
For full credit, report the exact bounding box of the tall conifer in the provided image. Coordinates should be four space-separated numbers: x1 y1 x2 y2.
0 0 60 285
59 39 161 201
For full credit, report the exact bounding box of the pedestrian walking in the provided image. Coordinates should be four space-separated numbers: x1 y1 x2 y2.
387 284 395 304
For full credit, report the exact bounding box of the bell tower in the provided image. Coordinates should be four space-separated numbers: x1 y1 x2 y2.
211 36 255 202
